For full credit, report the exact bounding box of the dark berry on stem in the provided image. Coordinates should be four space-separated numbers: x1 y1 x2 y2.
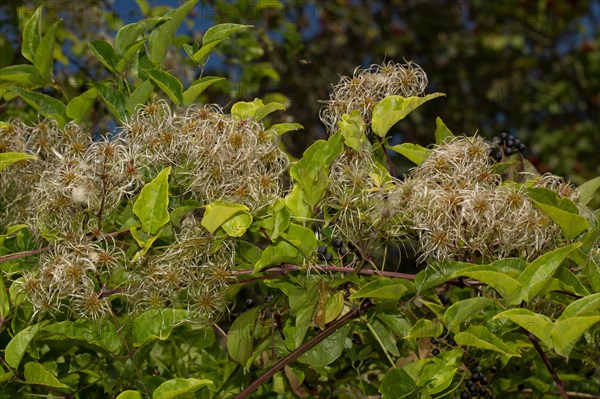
517 383 525 391
504 147 513 155
468 384 478 395
244 298 255 309
448 338 456 346
437 293 450 304
460 392 470 399
479 387 487 395
324 252 333 261
500 132 508 140
432 348 440 356
490 365 497 373
331 237 344 248
339 247 348 256
317 245 327 254
471 373 480 382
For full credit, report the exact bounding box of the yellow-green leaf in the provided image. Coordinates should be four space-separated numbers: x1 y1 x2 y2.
133 167 171 234
24 362 69 389
372 93 446 137
201 201 249 234
0 152 37 172
152 378 213 399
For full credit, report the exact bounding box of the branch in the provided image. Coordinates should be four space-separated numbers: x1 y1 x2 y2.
522 328 569 399
234 300 374 399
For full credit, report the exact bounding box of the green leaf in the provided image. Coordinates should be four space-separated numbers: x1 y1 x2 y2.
182 76 224 106
379 368 417 399
5 322 48 368
231 98 286 121
126 80 155 115
517 243 581 302
0 152 37 172
132 309 188 345
254 240 302 273
444 297 496 333
9 86 67 126
525 187 588 238
116 391 143 399
24 362 69 389
116 40 147 74
152 378 213 399
271 198 290 240
387 143 429 165
434 117 454 144
0 65 43 84
280 223 318 258
579 176 600 206
201 201 250 234
22 7 42 63
146 69 183 104
298 325 351 366
193 23 252 64
551 314 600 358
148 0 199 65
89 40 121 74
0 275 9 321
493 309 554 348
268 122 303 135
377 314 411 337
454 326 520 360
133 166 171 234
350 278 408 300
130 226 162 262
420 350 463 393
34 19 61 79
227 307 259 365
406 319 443 339
448 266 522 304
371 93 446 137
93 82 128 122
290 133 344 207
490 160 520 175
368 320 400 356
43 319 121 353
284 184 312 219
338 110 370 151
116 17 168 54
66 88 98 121
221 212 253 237
558 293 600 321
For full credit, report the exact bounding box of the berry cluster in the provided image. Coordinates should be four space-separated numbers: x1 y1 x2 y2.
458 362 497 398
489 132 526 161
316 237 349 262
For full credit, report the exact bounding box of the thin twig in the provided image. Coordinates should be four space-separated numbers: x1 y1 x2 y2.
522 328 569 399
234 301 374 399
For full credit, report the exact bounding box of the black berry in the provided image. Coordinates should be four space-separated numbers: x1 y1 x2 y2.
481 376 488 385
331 237 344 248
244 298 255 310
432 348 440 356
504 147 513 155
437 293 450 304
447 338 456 346
324 252 333 262
460 392 470 399
471 373 480 382
338 247 348 256
490 365 497 373
517 383 525 391
500 132 508 140
479 387 487 395
317 245 327 254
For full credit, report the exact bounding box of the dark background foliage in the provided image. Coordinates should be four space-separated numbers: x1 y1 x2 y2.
1 0 599 180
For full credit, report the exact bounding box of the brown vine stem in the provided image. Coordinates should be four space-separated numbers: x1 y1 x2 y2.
232 264 417 280
522 328 569 399
0 228 131 264
234 300 375 399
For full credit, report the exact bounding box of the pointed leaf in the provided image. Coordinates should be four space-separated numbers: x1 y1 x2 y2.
43 319 121 353
0 152 37 172
268 122 303 135
89 40 121 74
34 19 61 79
280 223 318 258
133 309 188 345
133 167 171 234
5 322 48 368
493 309 554 348
298 325 351 366
182 76 224 106
338 110 370 151
116 391 143 399
558 293 600 321
116 17 168 54
24 362 69 389
93 82 127 121
201 201 249 234
271 199 290 240
530 200 589 239
0 65 43 84
254 240 302 273
66 87 98 121
231 98 285 121
126 80 155 115
379 368 416 399
350 278 408 300
22 7 42 63
227 307 259 365
551 315 600 358
9 86 67 126
152 378 213 399
579 176 600 206
518 243 581 302
454 326 520 360
388 143 429 165
116 40 147 74
145 69 183 104
434 116 454 144
448 266 522 303
193 23 252 64
406 319 443 339
148 0 199 65
444 297 495 333
372 93 446 137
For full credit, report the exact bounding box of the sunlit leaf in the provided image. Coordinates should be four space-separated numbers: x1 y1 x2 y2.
379 368 416 399
387 143 429 165
9 86 67 126
0 152 37 172
231 98 286 121
43 319 121 353
132 309 188 345
145 69 183 104
126 80 155 115
152 378 213 399
192 23 252 64
24 362 69 389
444 297 496 333
268 122 303 135
66 87 98 121
557 293 600 321
338 110 370 151
34 19 61 79
371 93 445 137
454 326 519 360
298 325 351 366
148 0 199 65
116 17 168 54
434 116 454 144
89 40 121 74
579 176 600 206
551 314 600 358
22 7 43 63
93 82 128 122
183 76 224 106
350 278 408 301
201 201 250 234
5 322 48 368
133 167 171 234
493 309 553 348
